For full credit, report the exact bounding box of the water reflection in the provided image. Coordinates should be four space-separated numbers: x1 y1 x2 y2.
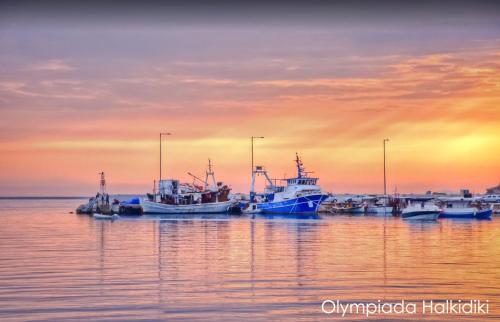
0 200 498 321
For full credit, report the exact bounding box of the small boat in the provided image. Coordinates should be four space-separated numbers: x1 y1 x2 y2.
93 213 119 220
142 159 238 214
317 196 336 213
330 200 365 214
362 196 394 216
438 197 492 219
246 154 329 214
402 198 440 220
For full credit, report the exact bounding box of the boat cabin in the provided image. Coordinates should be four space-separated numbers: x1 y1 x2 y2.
439 197 473 209
159 179 180 195
286 178 318 186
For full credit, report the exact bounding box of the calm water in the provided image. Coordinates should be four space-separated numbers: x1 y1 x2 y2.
0 199 499 321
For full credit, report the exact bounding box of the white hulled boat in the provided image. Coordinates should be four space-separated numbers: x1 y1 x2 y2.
363 196 394 216
402 197 440 220
142 159 238 214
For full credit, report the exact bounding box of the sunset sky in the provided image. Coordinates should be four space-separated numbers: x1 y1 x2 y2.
0 2 499 196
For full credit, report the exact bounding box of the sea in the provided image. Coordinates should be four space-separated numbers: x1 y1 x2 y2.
0 198 498 321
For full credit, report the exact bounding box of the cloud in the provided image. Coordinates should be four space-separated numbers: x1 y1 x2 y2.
31 59 75 72
0 26 499 194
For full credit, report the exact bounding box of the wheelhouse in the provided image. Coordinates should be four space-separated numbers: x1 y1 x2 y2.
286 178 318 186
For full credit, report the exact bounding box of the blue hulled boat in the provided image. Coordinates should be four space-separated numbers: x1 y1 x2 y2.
438 197 493 219
244 154 329 214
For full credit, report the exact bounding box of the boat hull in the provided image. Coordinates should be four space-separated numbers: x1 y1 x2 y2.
365 206 394 216
349 206 366 214
402 211 440 220
141 199 235 214
440 208 492 219
475 209 492 219
254 194 328 214
331 205 364 214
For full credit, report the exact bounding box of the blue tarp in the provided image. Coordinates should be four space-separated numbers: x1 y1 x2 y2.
120 198 141 205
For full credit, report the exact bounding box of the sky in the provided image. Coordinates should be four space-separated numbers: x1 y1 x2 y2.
0 1 499 196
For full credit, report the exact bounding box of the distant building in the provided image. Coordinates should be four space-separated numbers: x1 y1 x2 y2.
426 190 448 196
486 183 500 194
460 189 472 198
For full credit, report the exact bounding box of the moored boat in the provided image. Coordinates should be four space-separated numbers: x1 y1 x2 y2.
402 198 440 220
438 197 492 219
330 199 365 214
142 159 238 214
317 196 336 213
93 213 119 220
245 154 328 214
142 198 236 214
362 196 394 216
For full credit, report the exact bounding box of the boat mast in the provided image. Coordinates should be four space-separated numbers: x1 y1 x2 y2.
159 132 171 194
205 158 216 190
295 153 305 178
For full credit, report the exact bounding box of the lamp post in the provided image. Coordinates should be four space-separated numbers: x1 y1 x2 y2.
251 136 264 175
250 136 264 203
383 138 389 195
159 132 171 191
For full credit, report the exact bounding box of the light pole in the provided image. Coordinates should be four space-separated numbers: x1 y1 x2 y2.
251 136 264 175
383 138 389 195
159 132 171 188
250 136 264 203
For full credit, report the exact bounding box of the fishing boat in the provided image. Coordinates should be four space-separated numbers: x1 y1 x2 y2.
141 159 238 214
402 197 440 220
438 197 492 219
245 154 328 214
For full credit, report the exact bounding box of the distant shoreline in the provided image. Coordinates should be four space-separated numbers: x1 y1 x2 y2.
0 196 88 200
0 194 143 200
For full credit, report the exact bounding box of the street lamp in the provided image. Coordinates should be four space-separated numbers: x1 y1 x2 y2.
160 132 171 185
383 138 389 195
251 136 264 175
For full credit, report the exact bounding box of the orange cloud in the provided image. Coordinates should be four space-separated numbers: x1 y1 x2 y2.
1 50 499 195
